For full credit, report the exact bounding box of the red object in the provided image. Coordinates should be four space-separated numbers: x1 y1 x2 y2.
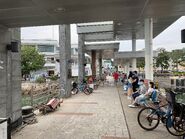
113 72 119 80
47 98 60 109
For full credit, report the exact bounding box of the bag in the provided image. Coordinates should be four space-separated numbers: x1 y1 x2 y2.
123 85 128 91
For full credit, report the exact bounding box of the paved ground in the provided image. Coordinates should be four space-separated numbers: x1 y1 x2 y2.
13 86 129 139
12 85 181 139
118 86 180 139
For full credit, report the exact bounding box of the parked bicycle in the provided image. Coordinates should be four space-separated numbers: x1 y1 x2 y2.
137 100 168 131
71 81 93 95
78 82 93 95
71 82 78 95
165 91 185 136
137 90 185 137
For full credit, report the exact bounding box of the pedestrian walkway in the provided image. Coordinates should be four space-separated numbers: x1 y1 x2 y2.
12 86 129 139
118 86 179 139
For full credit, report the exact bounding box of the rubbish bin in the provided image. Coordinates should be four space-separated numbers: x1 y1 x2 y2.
0 118 11 139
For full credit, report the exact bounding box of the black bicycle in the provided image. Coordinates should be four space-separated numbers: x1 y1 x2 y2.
137 101 168 131
71 82 78 95
165 91 185 136
137 90 185 137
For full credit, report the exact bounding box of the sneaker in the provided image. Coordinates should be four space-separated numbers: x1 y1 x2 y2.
128 104 137 108
127 96 132 100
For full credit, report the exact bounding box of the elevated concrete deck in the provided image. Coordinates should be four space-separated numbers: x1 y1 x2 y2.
85 43 119 51
77 22 115 42
115 51 158 58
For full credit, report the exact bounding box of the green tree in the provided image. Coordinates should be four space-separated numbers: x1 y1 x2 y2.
21 46 45 77
170 48 185 70
156 48 170 72
179 48 185 67
137 58 145 72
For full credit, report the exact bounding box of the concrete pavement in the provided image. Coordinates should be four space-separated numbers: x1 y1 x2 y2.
12 86 129 139
12 85 180 139
118 86 179 139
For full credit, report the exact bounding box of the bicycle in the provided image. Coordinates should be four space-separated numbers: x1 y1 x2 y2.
137 90 185 137
165 91 185 136
137 100 168 131
71 82 78 95
78 82 93 95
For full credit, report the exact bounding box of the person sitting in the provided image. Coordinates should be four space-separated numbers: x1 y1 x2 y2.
131 79 146 102
128 81 156 108
127 76 133 99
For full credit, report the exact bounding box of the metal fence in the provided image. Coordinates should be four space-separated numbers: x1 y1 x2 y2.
21 86 60 108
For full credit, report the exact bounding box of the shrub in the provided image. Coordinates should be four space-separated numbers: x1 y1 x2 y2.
35 76 46 83
49 75 58 81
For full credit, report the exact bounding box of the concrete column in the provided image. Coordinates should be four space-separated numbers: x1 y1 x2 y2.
0 27 22 127
132 34 137 71
91 50 96 77
78 34 85 83
98 51 102 78
59 25 71 98
126 61 130 76
124 62 128 76
144 18 153 80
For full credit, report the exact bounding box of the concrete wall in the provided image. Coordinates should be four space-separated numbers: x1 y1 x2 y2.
154 76 171 88
0 27 21 125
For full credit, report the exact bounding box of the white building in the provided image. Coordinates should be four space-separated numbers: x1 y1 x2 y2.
21 39 92 76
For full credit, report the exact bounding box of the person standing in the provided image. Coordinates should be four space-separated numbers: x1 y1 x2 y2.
127 71 134 99
132 71 139 93
113 71 119 85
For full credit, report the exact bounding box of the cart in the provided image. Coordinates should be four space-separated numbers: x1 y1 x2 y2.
39 97 63 115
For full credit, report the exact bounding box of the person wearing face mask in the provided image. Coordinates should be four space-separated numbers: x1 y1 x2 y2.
128 81 155 108
128 79 146 106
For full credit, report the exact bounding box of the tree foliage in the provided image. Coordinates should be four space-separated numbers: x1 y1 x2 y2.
21 46 45 76
137 57 145 69
156 48 170 72
170 48 185 70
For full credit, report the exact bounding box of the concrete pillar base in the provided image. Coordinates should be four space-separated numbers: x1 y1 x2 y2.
145 18 153 80
59 25 71 98
78 34 85 83
0 27 22 126
91 50 96 77
132 58 137 71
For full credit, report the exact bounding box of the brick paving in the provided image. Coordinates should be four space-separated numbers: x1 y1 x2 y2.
12 86 129 139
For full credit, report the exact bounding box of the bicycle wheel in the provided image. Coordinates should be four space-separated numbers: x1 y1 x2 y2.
137 107 160 131
71 88 78 95
83 88 90 95
88 87 93 93
166 114 185 136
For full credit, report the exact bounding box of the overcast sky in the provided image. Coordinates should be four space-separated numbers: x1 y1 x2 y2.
21 16 185 52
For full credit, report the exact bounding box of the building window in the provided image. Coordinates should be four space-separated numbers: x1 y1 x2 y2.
38 45 54 53
56 47 60 52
